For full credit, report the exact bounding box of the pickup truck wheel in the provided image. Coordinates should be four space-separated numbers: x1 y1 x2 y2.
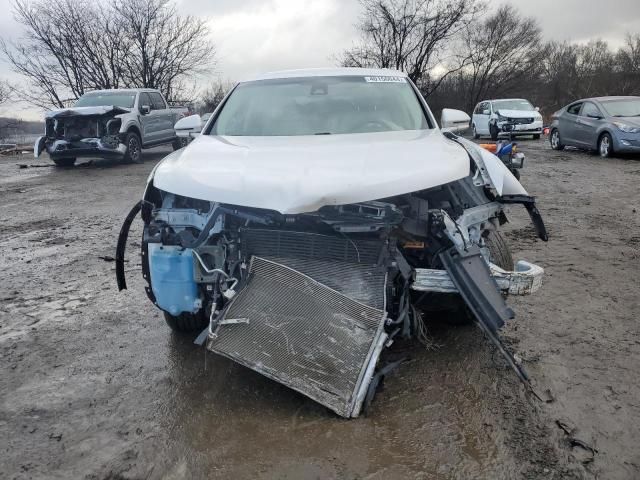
52 157 76 167
163 311 208 332
490 123 499 141
123 132 142 164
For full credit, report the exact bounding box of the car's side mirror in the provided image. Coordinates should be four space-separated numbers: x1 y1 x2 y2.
535 106 540 112
441 108 471 133
587 113 602 119
482 109 490 115
140 105 151 115
175 114 203 138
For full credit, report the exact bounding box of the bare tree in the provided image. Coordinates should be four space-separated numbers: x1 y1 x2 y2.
1 0 215 108
200 80 234 114
114 0 214 101
0 80 10 105
340 0 483 93
459 4 542 112
616 34 640 95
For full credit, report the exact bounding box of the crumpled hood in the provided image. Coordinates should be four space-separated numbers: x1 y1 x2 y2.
45 106 130 118
152 129 470 214
496 109 538 119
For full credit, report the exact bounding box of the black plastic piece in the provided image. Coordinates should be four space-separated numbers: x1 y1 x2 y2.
116 201 142 291
440 245 514 333
498 194 548 241
363 357 407 414
440 245 535 387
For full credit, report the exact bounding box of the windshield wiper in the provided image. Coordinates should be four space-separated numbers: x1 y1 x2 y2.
314 132 332 135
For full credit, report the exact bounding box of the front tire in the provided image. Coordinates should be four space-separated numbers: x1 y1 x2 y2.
52 157 76 167
533 134 541 140
163 311 208 333
598 133 613 158
123 132 142 164
550 129 564 150
472 124 480 139
485 230 514 271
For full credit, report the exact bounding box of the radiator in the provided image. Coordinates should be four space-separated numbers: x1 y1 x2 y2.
207 255 388 417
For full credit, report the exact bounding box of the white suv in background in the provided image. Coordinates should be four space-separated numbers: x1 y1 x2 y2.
472 98 543 140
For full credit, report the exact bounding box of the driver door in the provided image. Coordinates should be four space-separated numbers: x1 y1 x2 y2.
574 101 603 148
139 92 160 145
473 101 491 135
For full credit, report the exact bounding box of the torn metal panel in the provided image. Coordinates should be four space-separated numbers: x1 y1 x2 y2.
207 256 388 418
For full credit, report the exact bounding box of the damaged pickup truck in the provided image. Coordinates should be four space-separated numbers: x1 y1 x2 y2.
35 89 188 166
116 68 548 418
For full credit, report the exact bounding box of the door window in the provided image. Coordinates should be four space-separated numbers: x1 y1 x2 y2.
149 92 166 110
139 92 152 111
567 103 582 115
581 102 602 118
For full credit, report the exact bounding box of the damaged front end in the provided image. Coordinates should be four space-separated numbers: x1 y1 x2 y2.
35 106 128 161
116 157 547 417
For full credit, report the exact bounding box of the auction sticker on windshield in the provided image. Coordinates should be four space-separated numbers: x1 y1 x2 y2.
364 76 406 83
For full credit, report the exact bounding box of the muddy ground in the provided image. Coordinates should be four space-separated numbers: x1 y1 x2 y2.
0 139 638 480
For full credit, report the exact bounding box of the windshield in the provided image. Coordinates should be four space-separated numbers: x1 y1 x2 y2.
600 98 640 117
493 99 534 111
210 76 429 136
75 92 136 109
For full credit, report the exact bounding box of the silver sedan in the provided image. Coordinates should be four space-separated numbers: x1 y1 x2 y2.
549 96 640 158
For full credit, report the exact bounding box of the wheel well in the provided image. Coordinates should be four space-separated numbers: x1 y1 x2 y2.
126 125 141 138
598 130 611 142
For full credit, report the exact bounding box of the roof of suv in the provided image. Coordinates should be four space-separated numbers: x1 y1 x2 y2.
487 98 530 103
242 67 407 82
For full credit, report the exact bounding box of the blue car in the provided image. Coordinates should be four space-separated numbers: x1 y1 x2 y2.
549 96 640 158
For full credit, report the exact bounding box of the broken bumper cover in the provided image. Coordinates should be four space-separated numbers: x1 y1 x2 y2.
35 136 127 159
412 260 544 296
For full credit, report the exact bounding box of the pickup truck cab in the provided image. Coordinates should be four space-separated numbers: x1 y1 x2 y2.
35 88 189 166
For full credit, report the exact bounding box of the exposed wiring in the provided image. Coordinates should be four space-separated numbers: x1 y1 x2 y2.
192 250 239 291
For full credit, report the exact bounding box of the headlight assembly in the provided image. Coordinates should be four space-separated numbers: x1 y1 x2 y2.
614 122 640 133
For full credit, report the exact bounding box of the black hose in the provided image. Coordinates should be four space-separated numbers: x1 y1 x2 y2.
116 201 142 291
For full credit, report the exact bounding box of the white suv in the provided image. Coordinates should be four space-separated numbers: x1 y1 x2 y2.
472 98 543 140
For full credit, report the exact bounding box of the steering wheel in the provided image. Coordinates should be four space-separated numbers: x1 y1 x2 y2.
351 119 399 133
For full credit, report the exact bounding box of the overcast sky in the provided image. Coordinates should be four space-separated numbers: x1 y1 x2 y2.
1 0 640 120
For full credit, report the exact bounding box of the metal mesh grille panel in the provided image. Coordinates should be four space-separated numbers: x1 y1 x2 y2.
241 229 383 264
266 256 387 310
207 256 387 417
